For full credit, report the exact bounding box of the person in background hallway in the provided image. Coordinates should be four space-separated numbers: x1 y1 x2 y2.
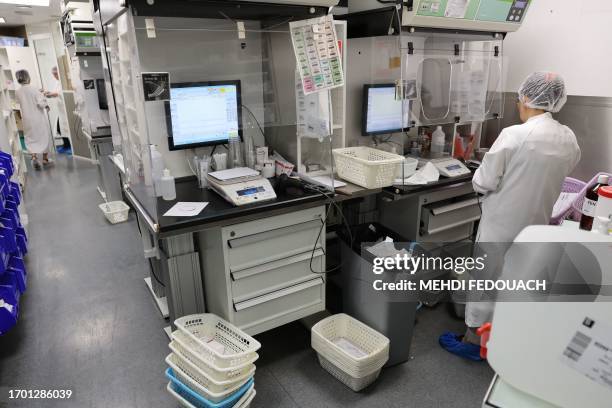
439 72 581 361
43 66 69 149
15 70 52 170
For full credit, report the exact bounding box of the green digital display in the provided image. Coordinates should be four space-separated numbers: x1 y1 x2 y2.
415 0 529 24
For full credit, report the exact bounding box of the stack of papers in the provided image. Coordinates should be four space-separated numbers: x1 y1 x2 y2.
395 162 440 185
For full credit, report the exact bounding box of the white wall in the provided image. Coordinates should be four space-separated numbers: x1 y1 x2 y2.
504 0 612 97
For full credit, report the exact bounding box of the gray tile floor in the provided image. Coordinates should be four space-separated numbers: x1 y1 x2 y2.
0 156 494 408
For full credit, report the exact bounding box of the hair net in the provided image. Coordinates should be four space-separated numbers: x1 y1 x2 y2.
518 72 567 113
15 69 30 85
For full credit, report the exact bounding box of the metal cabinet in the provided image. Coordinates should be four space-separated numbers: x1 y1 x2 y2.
198 206 326 335
379 182 479 242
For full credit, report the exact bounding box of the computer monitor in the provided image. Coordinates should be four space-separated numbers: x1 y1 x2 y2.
165 80 242 150
362 84 410 136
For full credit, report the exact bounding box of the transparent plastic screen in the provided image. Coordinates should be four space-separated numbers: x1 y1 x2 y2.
104 11 342 220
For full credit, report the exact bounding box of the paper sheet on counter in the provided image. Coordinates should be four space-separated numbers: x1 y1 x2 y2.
310 175 346 189
163 202 209 217
397 162 440 185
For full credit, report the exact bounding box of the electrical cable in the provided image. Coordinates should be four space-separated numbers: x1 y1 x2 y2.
241 104 266 145
304 183 354 275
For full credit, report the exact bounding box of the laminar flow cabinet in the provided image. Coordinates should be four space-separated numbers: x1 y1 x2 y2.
198 205 326 336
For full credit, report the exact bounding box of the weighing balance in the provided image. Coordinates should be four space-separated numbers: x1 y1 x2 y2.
207 167 277 206
418 157 472 178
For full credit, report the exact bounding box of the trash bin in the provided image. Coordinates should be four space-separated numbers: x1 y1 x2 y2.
336 223 447 367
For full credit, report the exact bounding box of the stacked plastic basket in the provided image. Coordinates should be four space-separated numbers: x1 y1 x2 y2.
0 151 28 335
166 314 260 408
311 314 390 392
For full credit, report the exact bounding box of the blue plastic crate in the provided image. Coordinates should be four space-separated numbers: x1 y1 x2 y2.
0 271 20 304
0 250 9 275
1 207 19 230
15 233 26 256
0 226 17 254
0 215 18 230
9 182 20 205
5 198 18 220
0 296 18 335
0 152 13 177
165 368 253 408
7 256 25 293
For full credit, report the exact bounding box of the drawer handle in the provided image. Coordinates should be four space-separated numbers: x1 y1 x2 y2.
429 198 479 215
233 277 323 311
227 219 321 249
423 215 481 236
231 249 324 281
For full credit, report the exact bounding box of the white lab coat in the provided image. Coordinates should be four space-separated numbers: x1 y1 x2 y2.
465 112 581 327
16 84 52 154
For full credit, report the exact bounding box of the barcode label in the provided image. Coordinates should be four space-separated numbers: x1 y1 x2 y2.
563 331 592 362
560 318 612 393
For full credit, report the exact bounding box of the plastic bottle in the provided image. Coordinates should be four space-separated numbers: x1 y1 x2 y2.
160 168 176 201
593 185 612 234
579 175 609 231
228 134 243 169
431 126 445 154
150 145 164 197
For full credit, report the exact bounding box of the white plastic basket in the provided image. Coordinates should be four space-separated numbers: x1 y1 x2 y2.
333 147 405 189
317 355 381 392
166 353 255 402
166 382 256 408
99 201 129 224
311 336 387 376
174 314 261 369
234 386 256 408
171 330 258 381
312 314 390 371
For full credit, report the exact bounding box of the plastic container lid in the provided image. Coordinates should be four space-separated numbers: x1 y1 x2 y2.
597 175 609 184
598 186 612 199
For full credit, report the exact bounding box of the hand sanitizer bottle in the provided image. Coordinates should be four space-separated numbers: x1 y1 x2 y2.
161 168 176 201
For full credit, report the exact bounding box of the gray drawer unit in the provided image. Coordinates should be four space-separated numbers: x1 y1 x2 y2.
227 219 323 271
379 181 479 242
231 249 324 302
198 206 326 335
233 277 324 333
421 197 481 236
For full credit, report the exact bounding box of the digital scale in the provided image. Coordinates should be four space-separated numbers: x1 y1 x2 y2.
207 167 277 206
419 157 472 178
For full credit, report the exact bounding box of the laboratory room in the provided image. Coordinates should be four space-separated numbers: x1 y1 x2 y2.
0 0 611 407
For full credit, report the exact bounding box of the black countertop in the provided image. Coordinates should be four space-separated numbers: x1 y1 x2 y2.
153 177 326 235
385 171 475 196
129 172 476 236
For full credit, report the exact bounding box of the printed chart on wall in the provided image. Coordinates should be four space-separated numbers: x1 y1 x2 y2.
290 15 344 95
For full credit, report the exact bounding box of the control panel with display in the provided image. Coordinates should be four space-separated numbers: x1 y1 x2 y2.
429 157 472 178
207 174 277 206
404 0 531 32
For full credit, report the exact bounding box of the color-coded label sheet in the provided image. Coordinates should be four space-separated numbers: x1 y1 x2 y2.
290 15 344 95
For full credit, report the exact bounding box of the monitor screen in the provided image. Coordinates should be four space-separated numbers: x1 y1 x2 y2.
362 84 410 136
165 81 242 150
